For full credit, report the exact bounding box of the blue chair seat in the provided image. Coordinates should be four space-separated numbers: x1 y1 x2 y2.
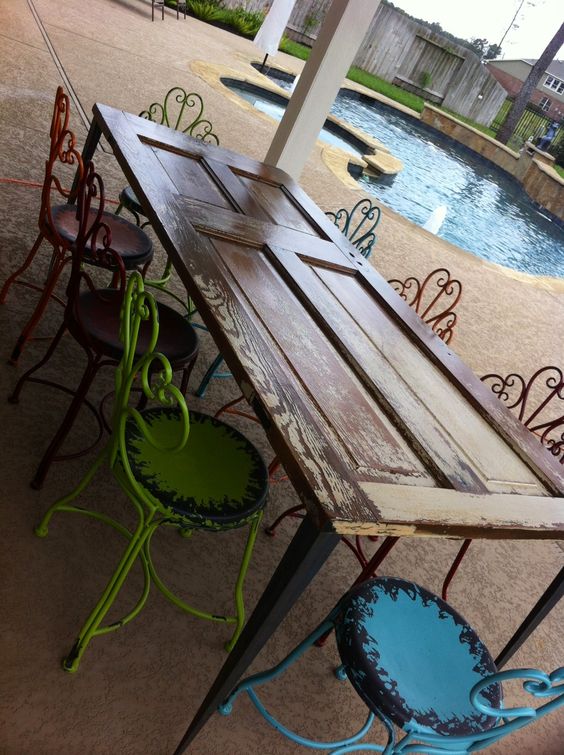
335 578 502 738
123 408 269 529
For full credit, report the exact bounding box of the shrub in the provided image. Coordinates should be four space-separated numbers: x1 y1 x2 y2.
188 1 224 21
419 71 432 89
222 7 265 37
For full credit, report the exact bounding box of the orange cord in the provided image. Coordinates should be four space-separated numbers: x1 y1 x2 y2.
0 177 120 204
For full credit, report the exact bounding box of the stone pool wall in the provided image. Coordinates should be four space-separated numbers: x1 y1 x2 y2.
420 105 564 223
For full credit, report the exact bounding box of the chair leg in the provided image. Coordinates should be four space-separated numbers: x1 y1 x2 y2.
179 354 198 396
8 248 68 364
9 322 67 404
219 613 378 751
31 354 101 489
225 512 262 652
441 539 472 600
195 353 227 398
63 515 158 673
0 231 45 305
264 503 305 536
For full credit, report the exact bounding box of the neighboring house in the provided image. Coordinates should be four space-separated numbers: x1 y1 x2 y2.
487 59 564 122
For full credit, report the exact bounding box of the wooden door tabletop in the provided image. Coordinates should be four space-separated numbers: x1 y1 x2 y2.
94 104 564 541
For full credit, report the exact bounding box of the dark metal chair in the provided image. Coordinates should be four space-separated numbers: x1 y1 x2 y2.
387 267 462 344
9 162 199 490
220 577 564 753
0 87 154 364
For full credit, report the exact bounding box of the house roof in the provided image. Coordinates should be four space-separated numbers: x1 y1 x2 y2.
492 58 564 79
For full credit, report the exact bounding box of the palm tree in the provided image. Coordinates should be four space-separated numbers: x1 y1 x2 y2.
497 21 564 145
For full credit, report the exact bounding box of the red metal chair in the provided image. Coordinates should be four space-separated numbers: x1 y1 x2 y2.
387 267 462 344
443 365 564 596
0 87 154 364
8 161 199 490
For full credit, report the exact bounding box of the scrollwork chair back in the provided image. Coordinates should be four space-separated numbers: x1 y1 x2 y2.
388 267 462 344
140 86 219 144
481 365 564 463
326 198 381 258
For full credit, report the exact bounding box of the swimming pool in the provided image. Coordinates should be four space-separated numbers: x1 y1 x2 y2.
239 70 564 279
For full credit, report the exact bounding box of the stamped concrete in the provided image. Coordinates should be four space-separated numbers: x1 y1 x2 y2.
0 1 562 754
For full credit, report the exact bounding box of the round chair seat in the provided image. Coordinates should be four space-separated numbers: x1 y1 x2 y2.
123 407 269 529
334 577 502 738
50 205 153 269
119 186 145 218
71 289 199 366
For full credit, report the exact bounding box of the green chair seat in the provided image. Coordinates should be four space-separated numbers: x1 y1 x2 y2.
124 407 268 529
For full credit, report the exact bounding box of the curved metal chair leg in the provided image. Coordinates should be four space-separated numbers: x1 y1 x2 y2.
441 538 472 599
9 322 67 403
8 247 68 364
264 504 306 536
63 516 157 673
195 352 227 397
31 354 101 489
0 231 45 304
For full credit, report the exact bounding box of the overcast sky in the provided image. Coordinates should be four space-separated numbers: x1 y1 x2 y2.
391 0 563 60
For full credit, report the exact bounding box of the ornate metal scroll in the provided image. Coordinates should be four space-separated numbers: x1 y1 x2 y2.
388 267 462 344
140 86 220 144
482 365 564 463
326 197 381 258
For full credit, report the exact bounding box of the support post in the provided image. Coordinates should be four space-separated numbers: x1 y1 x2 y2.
265 0 380 180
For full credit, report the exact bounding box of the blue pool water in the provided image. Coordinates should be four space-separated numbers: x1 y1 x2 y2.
239 72 564 278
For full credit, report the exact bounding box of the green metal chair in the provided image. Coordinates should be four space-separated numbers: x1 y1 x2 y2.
116 86 218 230
35 271 269 672
325 197 381 259
116 86 219 301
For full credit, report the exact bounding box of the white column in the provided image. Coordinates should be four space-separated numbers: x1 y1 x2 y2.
265 0 381 180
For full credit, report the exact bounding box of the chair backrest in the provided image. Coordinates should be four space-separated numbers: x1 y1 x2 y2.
40 86 84 244
139 87 219 144
325 198 381 258
387 267 462 344
64 161 127 317
481 366 564 463
109 272 190 480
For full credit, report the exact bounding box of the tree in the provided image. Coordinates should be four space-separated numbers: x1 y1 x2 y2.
497 21 564 144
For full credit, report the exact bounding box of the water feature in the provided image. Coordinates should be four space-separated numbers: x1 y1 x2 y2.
242 68 564 279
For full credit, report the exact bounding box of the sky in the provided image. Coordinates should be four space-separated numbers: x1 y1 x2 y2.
392 0 563 60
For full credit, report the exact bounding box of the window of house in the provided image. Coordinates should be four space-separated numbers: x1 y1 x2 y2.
539 96 552 111
543 75 564 94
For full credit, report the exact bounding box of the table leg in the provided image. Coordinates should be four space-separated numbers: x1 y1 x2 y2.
495 565 564 668
68 119 102 202
172 515 340 754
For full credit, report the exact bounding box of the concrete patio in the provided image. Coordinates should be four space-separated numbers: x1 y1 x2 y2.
0 1 562 753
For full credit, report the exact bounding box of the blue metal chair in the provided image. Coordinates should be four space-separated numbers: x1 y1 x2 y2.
219 577 564 753
195 198 382 398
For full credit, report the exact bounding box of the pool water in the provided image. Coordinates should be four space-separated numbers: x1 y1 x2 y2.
231 84 364 157
248 71 564 279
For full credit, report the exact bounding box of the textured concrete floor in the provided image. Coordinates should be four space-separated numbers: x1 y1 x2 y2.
0 1 562 753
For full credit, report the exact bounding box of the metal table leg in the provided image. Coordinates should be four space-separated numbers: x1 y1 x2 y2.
495 565 564 668
172 516 340 754
68 119 102 201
